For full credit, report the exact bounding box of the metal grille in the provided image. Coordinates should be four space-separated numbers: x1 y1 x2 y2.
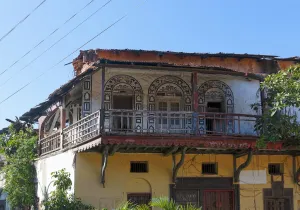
265 198 285 210
130 161 148 173
127 193 151 206
202 163 217 174
268 164 282 175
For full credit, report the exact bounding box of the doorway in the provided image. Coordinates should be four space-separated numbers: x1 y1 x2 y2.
157 100 182 133
203 190 234 210
206 102 225 134
112 95 133 131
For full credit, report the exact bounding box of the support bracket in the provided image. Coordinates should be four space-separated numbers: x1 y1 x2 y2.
109 145 120 156
101 145 109 187
172 147 187 183
163 146 179 156
234 148 253 182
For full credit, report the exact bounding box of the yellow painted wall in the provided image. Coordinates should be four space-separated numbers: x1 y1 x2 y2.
75 153 233 209
75 153 300 210
238 155 300 210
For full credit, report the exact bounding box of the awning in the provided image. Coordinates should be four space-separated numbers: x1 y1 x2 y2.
74 138 102 153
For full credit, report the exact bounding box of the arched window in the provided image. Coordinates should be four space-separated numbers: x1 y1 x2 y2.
198 80 234 134
104 75 143 132
148 75 192 133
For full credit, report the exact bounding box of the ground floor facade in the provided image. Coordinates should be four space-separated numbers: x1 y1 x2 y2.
36 152 300 210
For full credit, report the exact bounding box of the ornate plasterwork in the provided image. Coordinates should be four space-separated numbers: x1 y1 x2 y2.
148 75 192 111
82 75 92 117
148 75 192 132
104 75 143 110
104 75 143 132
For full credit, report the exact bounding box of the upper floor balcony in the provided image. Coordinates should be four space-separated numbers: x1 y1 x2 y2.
30 49 282 156
39 109 258 156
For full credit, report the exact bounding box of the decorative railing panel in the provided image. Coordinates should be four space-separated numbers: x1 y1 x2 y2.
104 110 258 136
63 110 100 148
40 131 61 155
104 110 194 134
39 109 259 156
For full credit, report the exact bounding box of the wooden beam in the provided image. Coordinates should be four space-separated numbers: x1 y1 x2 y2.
163 146 179 156
49 109 60 132
192 72 198 112
172 147 187 183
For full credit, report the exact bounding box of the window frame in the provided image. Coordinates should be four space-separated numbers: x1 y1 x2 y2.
268 163 283 175
201 162 218 175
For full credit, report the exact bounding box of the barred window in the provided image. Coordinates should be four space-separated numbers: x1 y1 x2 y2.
268 163 283 175
130 161 148 173
202 163 218 174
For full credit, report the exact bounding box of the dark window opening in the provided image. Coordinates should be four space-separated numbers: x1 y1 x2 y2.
268 163 283 175
112 95 133 131
202 163 218 174
127 193 151 206
130 161 148 173
207 102 222 113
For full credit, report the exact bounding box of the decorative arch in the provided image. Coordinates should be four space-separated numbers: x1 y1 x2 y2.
197 80 234 133
148 75 192 111
104 75 143 110
125 178 152 193
147 75 192 132
198 80 234 113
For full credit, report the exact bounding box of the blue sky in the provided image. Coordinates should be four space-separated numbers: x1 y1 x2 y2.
0 0 299 129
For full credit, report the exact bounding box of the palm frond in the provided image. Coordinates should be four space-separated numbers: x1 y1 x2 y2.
135 204 151 210
150 197 177 210
177 203 202 210
116 201 136 210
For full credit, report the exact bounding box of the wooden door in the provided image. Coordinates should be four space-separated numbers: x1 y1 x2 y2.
204 190 234 210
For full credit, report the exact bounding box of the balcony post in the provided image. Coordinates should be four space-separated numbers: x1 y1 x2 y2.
60 99 66 150
192 72 198 134
100 66 106 132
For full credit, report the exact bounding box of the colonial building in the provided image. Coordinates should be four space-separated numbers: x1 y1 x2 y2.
20 49 300 210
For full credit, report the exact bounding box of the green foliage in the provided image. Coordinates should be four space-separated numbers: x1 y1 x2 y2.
252 65 300 147
254 112 300 146
115 197 201 210
150 197 178 210
0 124 38 209
261 65 300 115
43 169 95 210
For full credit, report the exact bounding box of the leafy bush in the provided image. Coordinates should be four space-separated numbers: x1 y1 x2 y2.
43 169 95 210
252 64 300 147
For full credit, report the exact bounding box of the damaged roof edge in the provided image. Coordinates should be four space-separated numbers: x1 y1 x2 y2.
19 68 96 122
79 49 279 59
